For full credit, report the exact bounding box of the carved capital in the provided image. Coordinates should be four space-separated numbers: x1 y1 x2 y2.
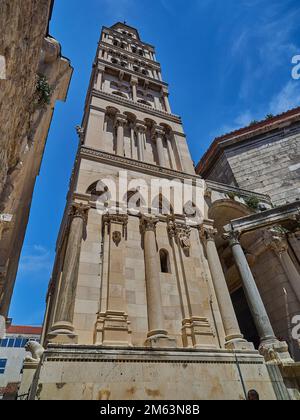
223 230 241 247
70 203 90 222
135 121 147 134
263 228 288 255
152 125 165 140
115 114 127 127
140 215 159 233
199 225 218 242
167 217 191 250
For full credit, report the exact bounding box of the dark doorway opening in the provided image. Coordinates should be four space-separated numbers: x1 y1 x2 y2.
231 287 260 349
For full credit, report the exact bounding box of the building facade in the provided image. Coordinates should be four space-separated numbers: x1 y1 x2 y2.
21 23 300 400
0 324 41 399
0 0 73 336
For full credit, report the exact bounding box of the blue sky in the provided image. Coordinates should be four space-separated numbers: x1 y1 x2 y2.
9 0 300 325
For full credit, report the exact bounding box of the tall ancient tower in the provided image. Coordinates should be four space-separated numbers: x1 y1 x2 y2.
24 23 282 400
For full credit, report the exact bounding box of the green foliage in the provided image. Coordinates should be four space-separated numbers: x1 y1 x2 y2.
36 74 52 106
245 196 260 210
265 114 274 120
249 120 259 126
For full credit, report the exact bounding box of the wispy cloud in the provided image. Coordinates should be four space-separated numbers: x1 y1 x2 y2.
19 245 53 275
269 81 300 115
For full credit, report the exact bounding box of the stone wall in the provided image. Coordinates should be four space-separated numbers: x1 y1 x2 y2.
209 125 300 206
0 0 52 202
0 0 72 325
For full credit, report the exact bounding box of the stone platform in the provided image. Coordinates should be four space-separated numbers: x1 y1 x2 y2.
26 345 278 400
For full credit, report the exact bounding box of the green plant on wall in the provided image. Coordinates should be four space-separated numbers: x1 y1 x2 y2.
245 196 260 210
35 74 52 106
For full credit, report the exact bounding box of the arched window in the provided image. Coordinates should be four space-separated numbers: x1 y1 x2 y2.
125 190 145 210
112 91 127 98
87 181 110 202
111 58 119 65
160 249 171 274
137 99 152 107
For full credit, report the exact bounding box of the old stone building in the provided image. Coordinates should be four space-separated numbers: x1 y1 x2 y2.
197 108 300 206
196 109 300 389
20 23 300 400
0 0 73 335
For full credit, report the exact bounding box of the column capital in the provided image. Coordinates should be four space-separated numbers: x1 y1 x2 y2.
97 64 106 72
223 230 241 247
69 203 90 222
115 114 127 127
199 224 218 242
167 217 191 250
151 125 165 140
135 121 147 133
130 76 138 85
140 215 159 233
263 227 288 255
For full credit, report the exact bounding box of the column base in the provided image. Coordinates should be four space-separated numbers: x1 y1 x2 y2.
182 317 217 349
259 339 294 365
225 334 255 351
94 311 132 347
145 330 177 349
47 322 78 344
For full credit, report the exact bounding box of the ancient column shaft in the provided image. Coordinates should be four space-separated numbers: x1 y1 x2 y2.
225 231 276 344
116 115 127 156
49 203 89 343
201 226 252 349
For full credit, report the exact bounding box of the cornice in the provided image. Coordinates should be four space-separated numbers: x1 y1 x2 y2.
90 90 182 123
79 146 201 182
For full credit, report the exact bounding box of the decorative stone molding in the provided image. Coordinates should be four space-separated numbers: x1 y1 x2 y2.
80 145 201 182
135 120 147 134
102 213 128 238
91 90 181 123
94 311 132 347
263 227 289 255
152 125 165 140
167 217 191 251
75 125 85 143
182 317 216 350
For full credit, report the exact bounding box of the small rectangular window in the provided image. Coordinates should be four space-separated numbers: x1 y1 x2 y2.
14 338 23 348
7 338 15 347
0 359 7 374
0 338 8 347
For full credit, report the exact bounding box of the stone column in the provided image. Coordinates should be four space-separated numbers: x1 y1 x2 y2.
131 76 138 102
200 225 253 350
162 88 171 114
115 114 127 156
153 126 166 167
48 203 89 344
224 230 277 347
266 229 300 304
140 215 176 348
135 121 146 162
95 65 105 91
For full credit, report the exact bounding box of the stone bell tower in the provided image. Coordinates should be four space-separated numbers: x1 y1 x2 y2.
24 23 282 400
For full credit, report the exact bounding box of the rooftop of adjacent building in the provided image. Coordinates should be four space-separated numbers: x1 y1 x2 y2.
196 106 300 176
6 325 42 336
